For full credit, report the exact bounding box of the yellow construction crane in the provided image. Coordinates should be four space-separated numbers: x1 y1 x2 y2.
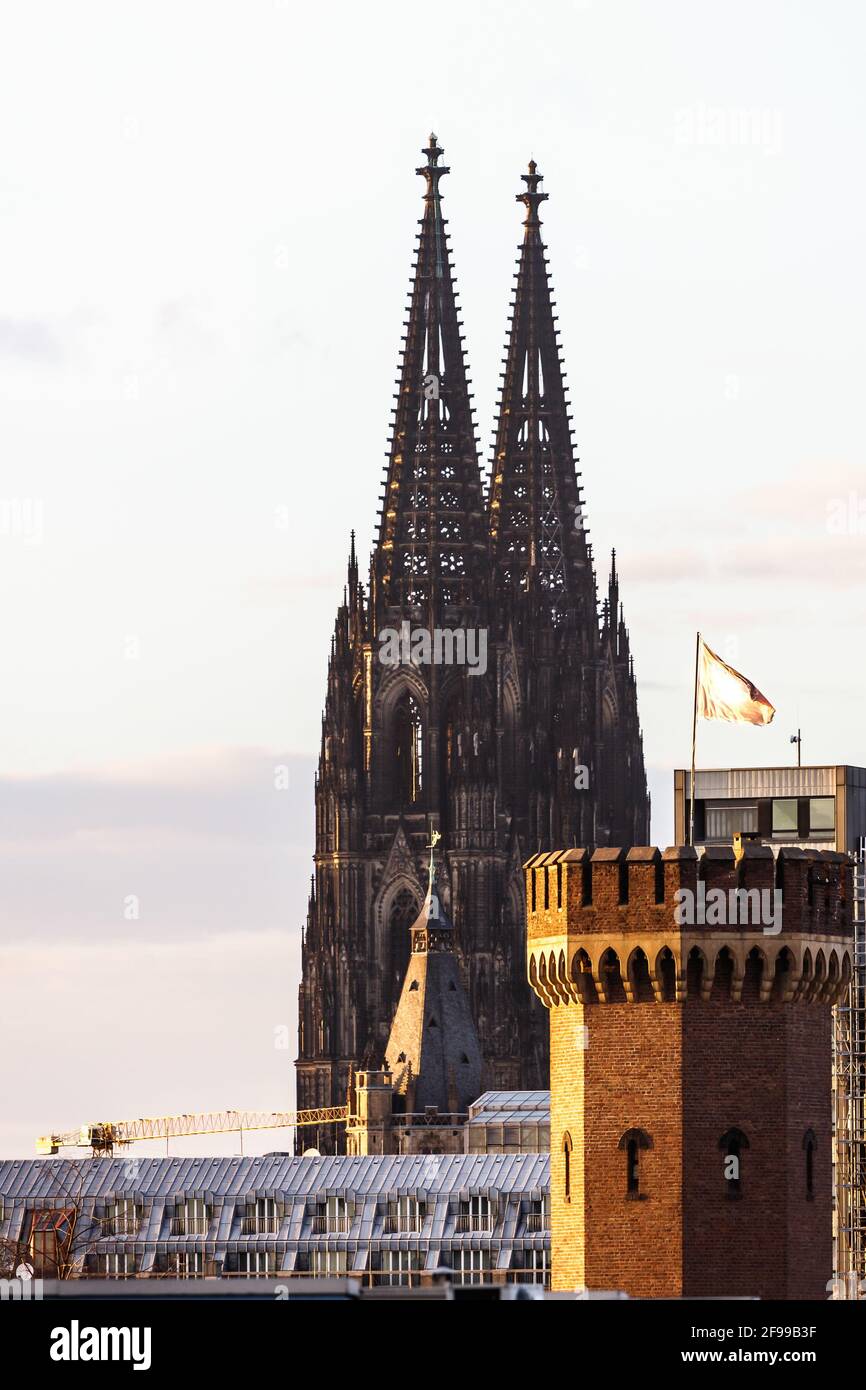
36 1106 348 1157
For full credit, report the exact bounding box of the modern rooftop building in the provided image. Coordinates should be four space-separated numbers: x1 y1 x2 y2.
465 1091 550 1155
674 764 866 855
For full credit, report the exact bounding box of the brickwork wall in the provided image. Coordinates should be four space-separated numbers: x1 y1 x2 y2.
550 1002 684 1296
531 846 850 1300
681 1002 830 1299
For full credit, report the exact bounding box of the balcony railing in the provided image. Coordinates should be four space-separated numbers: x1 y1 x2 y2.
310 1214 350 1233
390 1112 465 1128
524 1211 547 1233
169 1217 209 1235
65 1267 552 1290
241 1216 279 1234
382 1216 423 1234
102 1217 140 1236
165 1263 203 1278
455 1213 494 1233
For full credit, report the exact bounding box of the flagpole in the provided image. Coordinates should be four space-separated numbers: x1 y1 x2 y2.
689 631 701 846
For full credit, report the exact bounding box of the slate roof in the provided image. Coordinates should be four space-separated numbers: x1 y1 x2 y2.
0 1151 549 1203
384 873 483 1112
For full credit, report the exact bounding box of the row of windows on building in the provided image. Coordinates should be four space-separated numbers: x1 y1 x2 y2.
83 1246 550 1286
561 1129 819 1201
703 796 835 843
16 1192 549 1253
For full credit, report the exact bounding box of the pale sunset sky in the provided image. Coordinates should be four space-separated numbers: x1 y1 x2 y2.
1 0 864 1155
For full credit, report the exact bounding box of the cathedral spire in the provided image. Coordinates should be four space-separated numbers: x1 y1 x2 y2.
607 548 619 613
375 135 485 620
489 160 592 612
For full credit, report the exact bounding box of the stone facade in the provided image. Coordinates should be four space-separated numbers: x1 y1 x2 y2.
296 137 648 1148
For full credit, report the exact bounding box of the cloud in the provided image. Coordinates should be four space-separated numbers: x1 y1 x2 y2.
615 464 866 592
622 534 866 589
0 748 313 1156
0 317 65 363
0 748 316 946
0 748 315 842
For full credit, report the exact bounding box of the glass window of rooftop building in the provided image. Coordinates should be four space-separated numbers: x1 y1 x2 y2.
772 798 798 833
705 802 757 841
810 797 835 832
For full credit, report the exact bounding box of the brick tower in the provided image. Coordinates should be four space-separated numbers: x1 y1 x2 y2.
525 842 854 1299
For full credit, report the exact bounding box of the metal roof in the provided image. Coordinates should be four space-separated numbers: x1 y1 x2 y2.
468 1091 550 1117
0 1152 549 1204
466 1111 549 1126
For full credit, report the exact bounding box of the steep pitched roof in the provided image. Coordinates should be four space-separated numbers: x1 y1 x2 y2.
384 859 483 1113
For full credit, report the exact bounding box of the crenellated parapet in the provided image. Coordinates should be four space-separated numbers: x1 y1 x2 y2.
524 844 854 1009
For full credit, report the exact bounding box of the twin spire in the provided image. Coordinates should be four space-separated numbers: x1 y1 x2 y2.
376 134 601 628
489 150 595 611
376 134 485 619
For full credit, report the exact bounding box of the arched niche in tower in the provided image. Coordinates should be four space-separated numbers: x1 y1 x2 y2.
380 679 426 809
501 681 520 811
441 681 466 789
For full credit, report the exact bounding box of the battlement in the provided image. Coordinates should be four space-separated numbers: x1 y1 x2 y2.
524 845 854 1009
524 844 853 938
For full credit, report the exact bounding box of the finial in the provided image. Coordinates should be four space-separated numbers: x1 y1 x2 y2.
518 158 548 228
417 134 449 196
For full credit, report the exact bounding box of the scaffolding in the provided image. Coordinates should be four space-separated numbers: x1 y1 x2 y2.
832 837 866 1297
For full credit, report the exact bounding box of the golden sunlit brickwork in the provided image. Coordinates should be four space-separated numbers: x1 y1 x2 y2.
525 843 854 1299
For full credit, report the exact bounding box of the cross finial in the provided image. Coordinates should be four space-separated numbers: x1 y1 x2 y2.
417 133 449 196
517 158 549 228
424 133 442 165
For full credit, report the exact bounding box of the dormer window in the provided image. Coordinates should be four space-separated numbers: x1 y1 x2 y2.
384 1196 426 1233
170 1197 210 1235
242 1197 280 1235
103 1197 140 1236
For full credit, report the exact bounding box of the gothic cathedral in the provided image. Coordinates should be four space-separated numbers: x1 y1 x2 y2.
296 137 649 1148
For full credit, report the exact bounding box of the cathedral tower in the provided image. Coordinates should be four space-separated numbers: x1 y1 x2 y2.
296 140 649 1150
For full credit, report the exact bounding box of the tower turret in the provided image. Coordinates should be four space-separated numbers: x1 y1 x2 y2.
525 843 855 1298
385 841 484 1114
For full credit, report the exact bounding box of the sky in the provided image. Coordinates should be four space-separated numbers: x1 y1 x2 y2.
1 0 864 1156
